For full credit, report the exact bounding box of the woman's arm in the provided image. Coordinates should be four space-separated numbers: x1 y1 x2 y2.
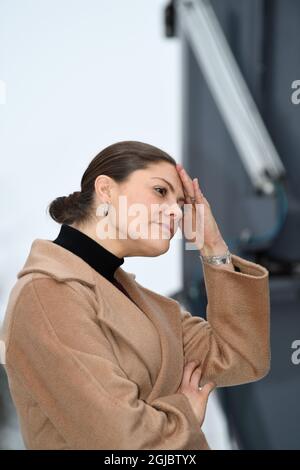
180 253 271 387
175 164 270 387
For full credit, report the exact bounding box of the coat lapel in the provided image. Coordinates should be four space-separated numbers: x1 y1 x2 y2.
110 267 184 402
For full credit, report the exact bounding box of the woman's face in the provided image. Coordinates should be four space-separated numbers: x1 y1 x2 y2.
97 162 185 257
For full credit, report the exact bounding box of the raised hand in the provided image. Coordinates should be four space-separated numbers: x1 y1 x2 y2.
176 163 225 254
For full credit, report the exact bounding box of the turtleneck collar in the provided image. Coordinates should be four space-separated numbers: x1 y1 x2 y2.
52 224 124 282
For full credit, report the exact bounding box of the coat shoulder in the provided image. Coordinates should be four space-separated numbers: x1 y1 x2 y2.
2 273 99 360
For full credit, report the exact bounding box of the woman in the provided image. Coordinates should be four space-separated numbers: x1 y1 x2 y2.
1 140 270 450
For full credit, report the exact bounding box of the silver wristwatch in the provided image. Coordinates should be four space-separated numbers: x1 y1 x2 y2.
199 248 232 265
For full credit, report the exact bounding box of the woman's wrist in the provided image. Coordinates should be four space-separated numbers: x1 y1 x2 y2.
199 240 235 271
199 239 228 257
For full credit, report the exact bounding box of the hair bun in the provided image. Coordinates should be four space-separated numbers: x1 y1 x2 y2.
67 191 82 203
48 191 83 224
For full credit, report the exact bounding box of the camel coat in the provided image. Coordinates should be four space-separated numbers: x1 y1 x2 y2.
0 239 270 450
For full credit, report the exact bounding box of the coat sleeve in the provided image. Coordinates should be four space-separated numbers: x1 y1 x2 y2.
180 253 271 387
5 277 207 450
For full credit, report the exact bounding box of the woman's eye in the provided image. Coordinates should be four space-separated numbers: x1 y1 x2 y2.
154 187 167 197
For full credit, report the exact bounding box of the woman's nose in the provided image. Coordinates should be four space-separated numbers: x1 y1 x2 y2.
170 204 183 219
164 204 183 223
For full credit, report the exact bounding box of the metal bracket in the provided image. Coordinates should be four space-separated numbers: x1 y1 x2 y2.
176 0 286 195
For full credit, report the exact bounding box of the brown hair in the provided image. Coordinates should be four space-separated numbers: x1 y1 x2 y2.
47 140 177 225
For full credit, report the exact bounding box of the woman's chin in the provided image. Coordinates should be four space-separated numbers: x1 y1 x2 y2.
128 235 171 257
146 237 170 256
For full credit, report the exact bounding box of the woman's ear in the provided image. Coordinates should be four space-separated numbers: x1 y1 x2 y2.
94 175 112 202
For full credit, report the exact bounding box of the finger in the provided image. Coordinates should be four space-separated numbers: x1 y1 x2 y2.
200 382 216 397
176 165 196 203
182 361 199 387
190 366 202 389
192 178 205 204
194 179 212 211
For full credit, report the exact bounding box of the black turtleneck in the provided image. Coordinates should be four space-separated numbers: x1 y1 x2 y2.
52 224 126 285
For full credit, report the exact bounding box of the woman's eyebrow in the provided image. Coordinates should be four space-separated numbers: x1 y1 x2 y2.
150 177 185 202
